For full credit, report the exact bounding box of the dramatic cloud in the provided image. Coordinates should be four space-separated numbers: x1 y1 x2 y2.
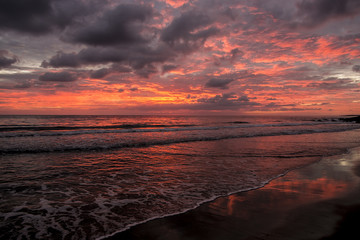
90 65 132 79
42 48 127 68
1 0 360 114
294 0 360 28
68 4 153 46
0 50 18 69
90 68 113 79
39 71 78 82
42 45 175 77
205 79 235 89
41 51 80 68
0 0 97 35
0 0 53 34
161 11 219 52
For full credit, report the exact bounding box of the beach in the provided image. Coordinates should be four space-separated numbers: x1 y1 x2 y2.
106 147 360 240
1 115 360 239
2 0 360 238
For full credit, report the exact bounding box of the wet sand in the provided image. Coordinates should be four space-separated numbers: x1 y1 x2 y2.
105 147 360 240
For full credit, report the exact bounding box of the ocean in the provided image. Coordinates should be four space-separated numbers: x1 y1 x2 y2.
1 115 360 239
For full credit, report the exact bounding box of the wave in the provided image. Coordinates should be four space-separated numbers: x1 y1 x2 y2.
0 123 196 132
0 121 349 138
2 123 359 154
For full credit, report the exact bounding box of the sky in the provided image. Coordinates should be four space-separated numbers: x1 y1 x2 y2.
0 0 360 115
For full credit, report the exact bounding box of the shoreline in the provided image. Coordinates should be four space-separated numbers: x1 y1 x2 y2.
105 146 360 240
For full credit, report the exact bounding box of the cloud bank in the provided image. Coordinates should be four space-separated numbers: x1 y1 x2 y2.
0 0 359 115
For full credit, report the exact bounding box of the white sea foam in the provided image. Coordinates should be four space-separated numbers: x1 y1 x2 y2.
0 122 359 154
0 120 347 138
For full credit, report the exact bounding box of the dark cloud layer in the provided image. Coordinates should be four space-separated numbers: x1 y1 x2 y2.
90 65 132 79
205 79 235 89
196 93 258 110
295 0 360 28
0 0 97 35
0 0 52 34
41 48 128 68
39 71 78 82
90 68 113 79
41 51 80 68
42 44 176 77
161 11 219 52
0 50 18 69
68 4 153 46
162 64 178 74
39 5 222 79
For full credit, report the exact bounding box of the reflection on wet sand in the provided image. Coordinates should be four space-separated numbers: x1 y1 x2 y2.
108 147 360 240
210 163 356 219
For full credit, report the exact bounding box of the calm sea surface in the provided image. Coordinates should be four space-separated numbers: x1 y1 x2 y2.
1 115 360 239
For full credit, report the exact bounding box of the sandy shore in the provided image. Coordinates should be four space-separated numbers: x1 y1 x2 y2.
105 147 360 240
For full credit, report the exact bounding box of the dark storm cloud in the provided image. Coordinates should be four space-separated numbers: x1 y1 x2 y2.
161 11 219 52
90 65 132 79
41 48 141 69
134 64 158 78
353 65 360 73
0 50 18 69
294 0 360 28
127 44 175 70
39 71 78 82
0 0 98 35
41 52 80 68
73 48 127 65
0 0 52 34
38 5 218 78
90 68 112 79
162 64 178 74
42 44 176 77
42 48 126 68
205 79 235 89
68 4 153 46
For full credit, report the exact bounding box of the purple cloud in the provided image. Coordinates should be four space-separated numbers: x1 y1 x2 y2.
0 50 18 69
39 71 78 82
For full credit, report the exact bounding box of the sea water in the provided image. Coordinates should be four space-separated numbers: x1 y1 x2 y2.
1 115 360 239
